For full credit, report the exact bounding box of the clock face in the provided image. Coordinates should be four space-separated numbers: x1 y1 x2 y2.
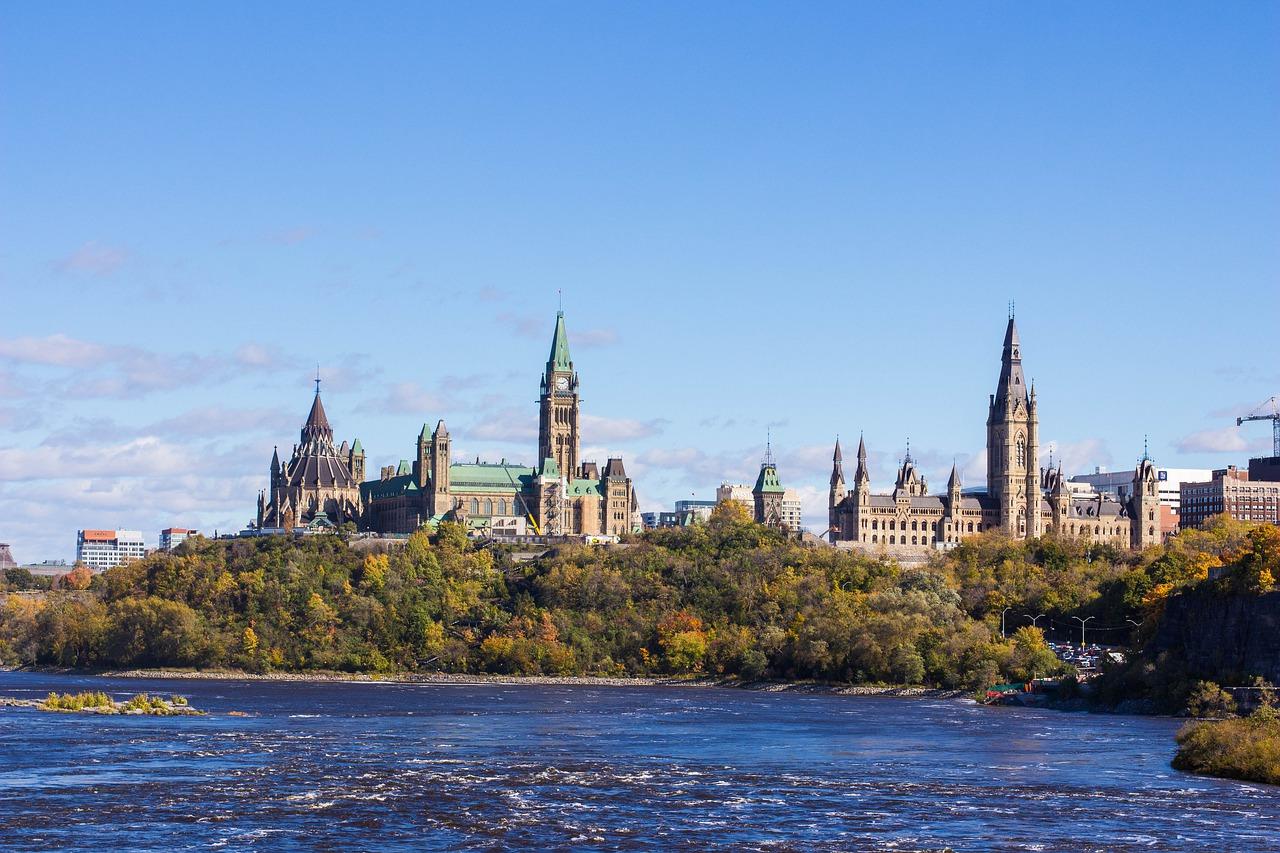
555 376 569 391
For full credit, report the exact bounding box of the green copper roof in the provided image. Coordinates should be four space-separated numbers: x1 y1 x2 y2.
449 462 534 494
396 459 412 476
351 438 362 454
548 311 572 371
361 474 419 501
753 463 785 494
538 456 561 479
566 478 604 497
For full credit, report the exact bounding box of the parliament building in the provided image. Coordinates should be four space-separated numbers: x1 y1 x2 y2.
257 312 638 539
828 316 1161 555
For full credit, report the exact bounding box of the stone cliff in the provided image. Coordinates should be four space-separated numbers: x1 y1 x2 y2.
1151 586 1280 684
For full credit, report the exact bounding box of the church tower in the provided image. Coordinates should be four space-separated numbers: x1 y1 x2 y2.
1132 444 1160 549
538 311 581 479
986 314 1040 538
429 419 451 517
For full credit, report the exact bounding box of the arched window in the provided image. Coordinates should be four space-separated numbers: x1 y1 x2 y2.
967 522 974 533
872 519 878 530
911 535 918 545
471 499 480 515
889 535 895 544
911 520 918 531
483 499 493 516
871 535 878 544
1016 435 1026 468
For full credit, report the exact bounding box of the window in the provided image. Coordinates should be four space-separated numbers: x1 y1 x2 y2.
471 499 480 515
484 499 493 516
1016 435 1026 468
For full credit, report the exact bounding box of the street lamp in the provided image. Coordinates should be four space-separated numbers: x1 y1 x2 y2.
1026 613 1047 630
1125 618 1141 627
1072 616 1096 649
1001 606 1014 638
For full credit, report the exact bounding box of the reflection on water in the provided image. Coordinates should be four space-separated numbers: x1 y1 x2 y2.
0 672 1276 851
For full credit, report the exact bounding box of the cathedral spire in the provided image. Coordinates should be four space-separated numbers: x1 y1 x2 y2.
833 436 843 464
300 386 334 450
994 314 1028 406
947 461 961 491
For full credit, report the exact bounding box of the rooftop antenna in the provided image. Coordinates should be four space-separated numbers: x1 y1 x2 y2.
905 436 912 463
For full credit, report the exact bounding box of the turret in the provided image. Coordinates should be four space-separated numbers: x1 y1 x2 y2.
828 438 845 537
853 434 870 500
429 419 451 516
349 438 365 483
414 423 429 487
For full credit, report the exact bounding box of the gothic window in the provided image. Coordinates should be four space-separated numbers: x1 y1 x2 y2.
484 499 493 516
1016 436 1026 468
872 519 878 530
872 535 877 544
911 536 918 545
471 499 480 515
889 535 895 544
967 522 974 533
911 520 918 531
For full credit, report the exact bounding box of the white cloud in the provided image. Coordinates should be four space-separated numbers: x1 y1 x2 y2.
53 241 129 276
360 381 447 416
580 414 665 442
471 408 539 443
570 328 619 348
0 436 256 482
1174 426 1267 454
0 333 109 367
146 406 297 438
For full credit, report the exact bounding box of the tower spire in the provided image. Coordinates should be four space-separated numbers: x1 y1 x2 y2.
314 364 321 396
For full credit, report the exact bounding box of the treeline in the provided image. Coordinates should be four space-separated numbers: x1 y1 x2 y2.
1 504 1274 696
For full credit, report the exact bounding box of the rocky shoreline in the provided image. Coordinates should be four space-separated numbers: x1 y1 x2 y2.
7 666 966 700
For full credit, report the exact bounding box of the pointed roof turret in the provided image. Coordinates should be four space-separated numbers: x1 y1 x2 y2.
434 418 449 438
947 461 961 492
300 389 334 450
271 446 281 473
994 314 1028 406
548 311 572 372
854 433 870 485
351 438 363 455
833 437 843 463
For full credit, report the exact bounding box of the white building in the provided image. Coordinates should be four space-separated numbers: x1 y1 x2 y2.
782 488 803 532
716 483 755 517
76 529 146 571
1071 466 1211 512
159 528 198 551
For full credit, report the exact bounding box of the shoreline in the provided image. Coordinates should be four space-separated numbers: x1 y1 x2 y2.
4 666 966 700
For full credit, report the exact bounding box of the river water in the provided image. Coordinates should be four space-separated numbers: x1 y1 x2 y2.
0 671 1275 851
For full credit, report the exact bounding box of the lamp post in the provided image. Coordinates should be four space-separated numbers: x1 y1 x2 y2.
1001 606 1014 638
1026 613 1047 630
1072 616 1095 649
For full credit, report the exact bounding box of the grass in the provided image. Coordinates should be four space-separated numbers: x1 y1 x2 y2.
34 690 201 716
1173 706 1280 785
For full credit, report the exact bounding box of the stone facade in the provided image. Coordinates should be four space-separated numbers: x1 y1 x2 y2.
360 311 639 538
257 390 364 530
829 316 1161 555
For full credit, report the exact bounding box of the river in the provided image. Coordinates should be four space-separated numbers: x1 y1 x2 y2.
0 671 1275 851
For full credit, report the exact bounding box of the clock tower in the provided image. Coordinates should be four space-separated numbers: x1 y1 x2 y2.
538 311 580 478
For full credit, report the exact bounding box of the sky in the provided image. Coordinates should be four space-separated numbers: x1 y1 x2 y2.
1 3 1278 561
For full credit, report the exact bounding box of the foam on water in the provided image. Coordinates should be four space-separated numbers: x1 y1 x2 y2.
0 670 1276 852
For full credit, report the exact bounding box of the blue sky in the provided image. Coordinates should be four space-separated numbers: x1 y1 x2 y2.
1 3 1277 561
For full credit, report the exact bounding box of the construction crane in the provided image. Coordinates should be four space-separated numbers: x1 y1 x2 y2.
1237 396 1280 457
